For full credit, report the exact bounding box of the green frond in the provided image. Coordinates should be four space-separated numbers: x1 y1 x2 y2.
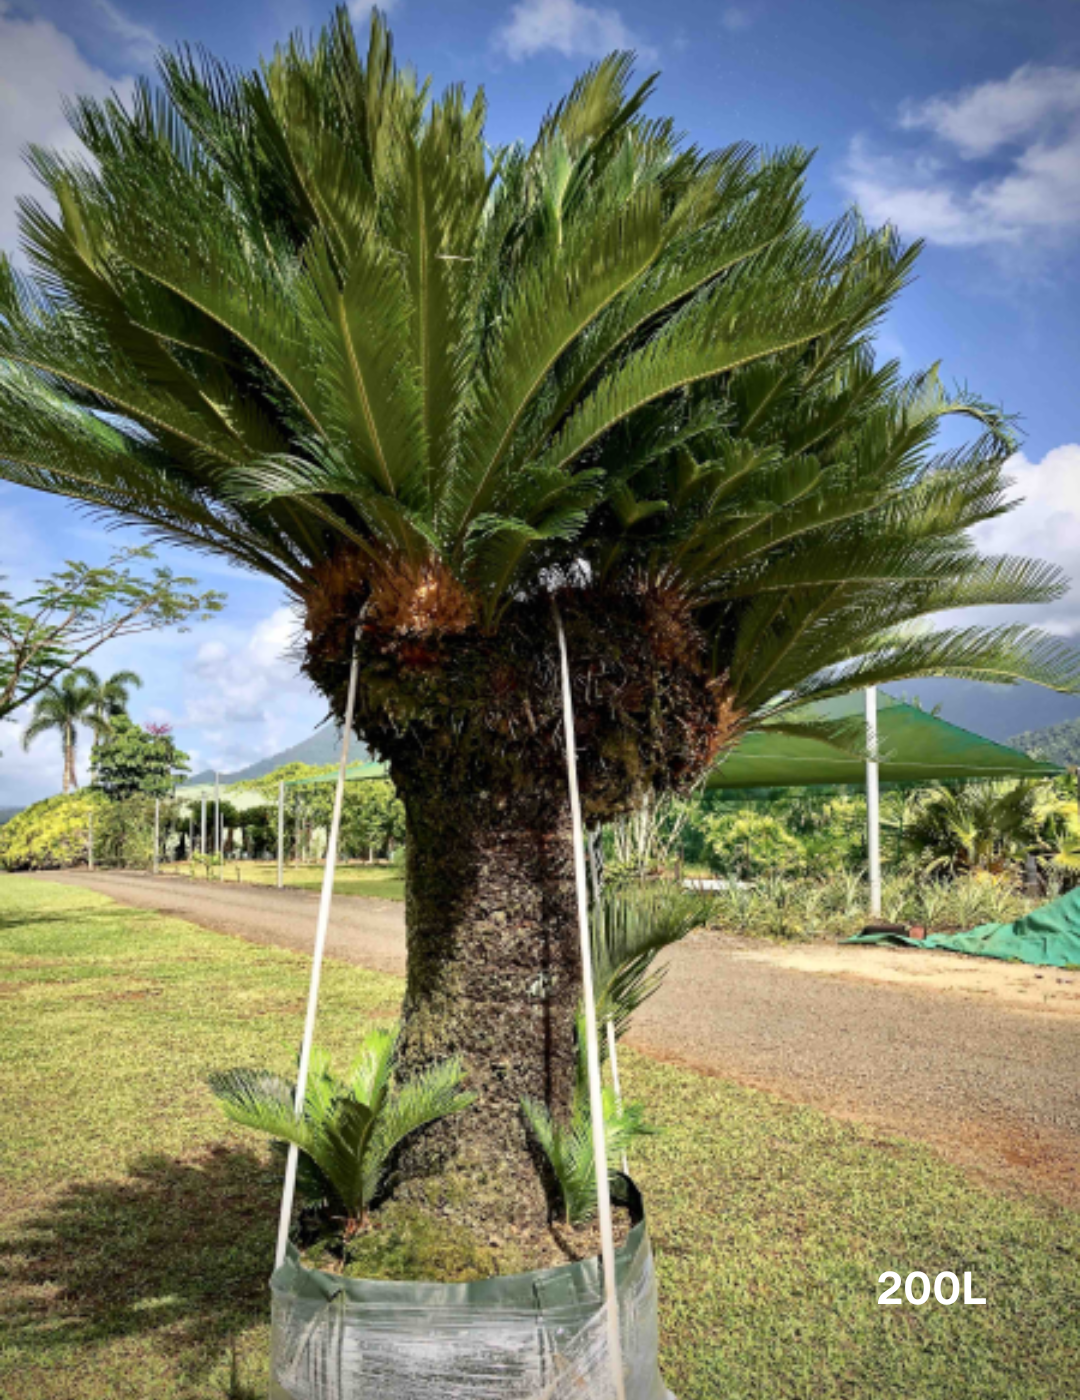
207 1067 316 1152
1 3 1075 739
208 1029 473 1228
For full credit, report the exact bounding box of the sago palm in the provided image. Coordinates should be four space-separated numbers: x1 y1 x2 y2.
1 11 1077 1235
21 667 103 792
210 1026 474 1234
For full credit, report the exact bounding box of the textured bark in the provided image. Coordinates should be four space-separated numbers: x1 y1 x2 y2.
62 724 76 794
302 571 744 1231
392 759 580 1232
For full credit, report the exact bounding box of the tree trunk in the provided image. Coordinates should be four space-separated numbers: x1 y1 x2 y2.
392 759 581 1235
62 725 76 794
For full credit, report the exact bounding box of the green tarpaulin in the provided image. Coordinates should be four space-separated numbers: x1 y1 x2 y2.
707 691 1062 794
845 886 1080 968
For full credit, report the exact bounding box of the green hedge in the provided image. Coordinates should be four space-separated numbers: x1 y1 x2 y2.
0 791 98 871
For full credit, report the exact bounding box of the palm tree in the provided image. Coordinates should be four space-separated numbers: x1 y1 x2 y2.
21 668 102 792
1 12 1077 1236
83 667 142 738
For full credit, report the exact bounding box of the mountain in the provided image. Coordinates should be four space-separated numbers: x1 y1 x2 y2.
0 806 23 826
185 727 365 786
899 679 1080 743
1008 719 1080 767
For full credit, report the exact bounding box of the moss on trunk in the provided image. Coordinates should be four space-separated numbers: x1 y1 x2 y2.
303 572 742 1231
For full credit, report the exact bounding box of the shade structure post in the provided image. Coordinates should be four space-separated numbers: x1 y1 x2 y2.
200 797 207 857
275 625 363 1269
88 808 94 870
553 602 627 1400
865 686 882 918
277 780 285 889
215 773 225 882
153 798 160 875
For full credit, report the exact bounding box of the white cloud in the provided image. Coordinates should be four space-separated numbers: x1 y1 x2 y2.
840 64 1080 254
971 444 1080 636
495 0 653 62
167 607 325 776
899 65 1080 161
719 6 753 33
0 2 133 256
90 0 161 67
0 603 327 806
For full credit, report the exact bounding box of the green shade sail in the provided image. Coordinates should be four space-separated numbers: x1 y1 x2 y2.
189 693 1062 800
706 691 1063 794
284 759 389 788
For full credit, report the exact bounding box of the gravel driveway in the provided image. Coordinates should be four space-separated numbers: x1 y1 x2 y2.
34 868 1080 1202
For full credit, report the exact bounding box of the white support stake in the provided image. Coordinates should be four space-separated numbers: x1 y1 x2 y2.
153 798 160 876
554 603 627 1400
275 626 363 1270
88 809 94 871
200 797 207 857
866 685 882 918
277 780 285 890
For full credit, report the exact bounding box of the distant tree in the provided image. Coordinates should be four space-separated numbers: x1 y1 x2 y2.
0 548 223 721
84 667 142 737
340 780 406 860
91 716 189 799
21 668 103 792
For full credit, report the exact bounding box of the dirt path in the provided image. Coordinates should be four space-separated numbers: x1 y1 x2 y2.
34 869 1080 1203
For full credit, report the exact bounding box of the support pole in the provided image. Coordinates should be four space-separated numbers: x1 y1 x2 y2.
200 797 207 857
553 602 627 1400
215 773 224 882
277 780 285 890
275 626 362 1270
588 832 629 1175
865 685 882 918
88 808 94 871
153 798 160 876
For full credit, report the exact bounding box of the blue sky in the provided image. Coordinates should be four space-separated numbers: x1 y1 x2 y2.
1 0 1078 803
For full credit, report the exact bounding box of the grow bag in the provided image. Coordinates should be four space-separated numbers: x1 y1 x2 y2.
268 1187 670 1400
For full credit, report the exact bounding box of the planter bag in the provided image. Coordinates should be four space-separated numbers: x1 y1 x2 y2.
268 1205 668 1400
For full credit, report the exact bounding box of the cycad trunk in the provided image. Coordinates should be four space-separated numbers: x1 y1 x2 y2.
306 577 733 1232
392 758 581 1232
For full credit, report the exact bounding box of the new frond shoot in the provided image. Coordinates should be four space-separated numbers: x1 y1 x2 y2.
209 1025 475 1237
522 1082 655 1227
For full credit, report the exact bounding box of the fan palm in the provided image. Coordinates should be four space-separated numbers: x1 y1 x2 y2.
1 11 1078 1231
21 667 103 791
901 780 1047 873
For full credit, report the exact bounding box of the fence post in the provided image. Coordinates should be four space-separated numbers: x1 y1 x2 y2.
277 780 285 889
153 798 160 876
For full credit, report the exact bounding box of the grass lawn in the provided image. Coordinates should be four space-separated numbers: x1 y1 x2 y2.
161 859 405 900
1 876 1076 1400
